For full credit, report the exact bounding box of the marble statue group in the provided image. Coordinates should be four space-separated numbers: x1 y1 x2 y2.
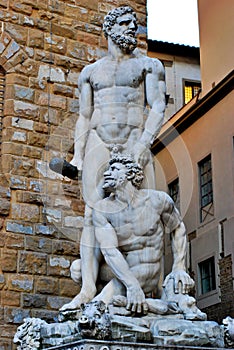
14 6 231 349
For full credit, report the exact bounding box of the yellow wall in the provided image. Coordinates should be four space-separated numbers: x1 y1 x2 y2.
198 0 234 94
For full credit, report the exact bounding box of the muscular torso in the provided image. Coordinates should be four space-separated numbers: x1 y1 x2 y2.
94 191 181 292
81 55 154 144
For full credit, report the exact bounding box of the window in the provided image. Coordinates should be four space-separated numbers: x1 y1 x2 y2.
184 80 201 104
168 178 180 210
198 155 214 222
198 256 216 294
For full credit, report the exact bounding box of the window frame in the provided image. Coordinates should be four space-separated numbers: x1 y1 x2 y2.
198 154 214 223
183 79 201 104
168 177 180 210
198 256 216 296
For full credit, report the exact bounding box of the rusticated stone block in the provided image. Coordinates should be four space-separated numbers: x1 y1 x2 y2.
22 293 47 308
31 309 58 323
5 23 28 45
48 255 70 277
4 306 31 324
16 190 43 205
11 116 34 130
52 240 79 256
0 339 11 350
12 131 27 142
44 33 67 54
2 40 20 61
28 131 48 147
35 276 59 295
0 0 8 8
77 31 99 46
35 91 67 109
28 28 44 49
53 83 74 97
8 274 34 292
0 198 10 215
9 176 27 190
29 179 44 193
13 100 40 118
51 23 76 39
59 278 81 298
67 40 87 60
1 291 20 306
5 73 29 86
0 324 17 339
2 142 24 156
14 59 39 77
18 251 47 274
39 107 61 125
25 235 52 254
5 232 24 249
35 224 57 237
6 221 33 235
10 85 34 102
1 249 17 272
22 144 42 159
34 121 50 133
47 296 71 310
11 157 36 177
11 203 40 222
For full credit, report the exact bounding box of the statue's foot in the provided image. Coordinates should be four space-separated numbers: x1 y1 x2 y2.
60 291 95 311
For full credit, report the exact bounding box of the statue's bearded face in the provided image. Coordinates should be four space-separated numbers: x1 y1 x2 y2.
103 162 127 191
109 13 137 53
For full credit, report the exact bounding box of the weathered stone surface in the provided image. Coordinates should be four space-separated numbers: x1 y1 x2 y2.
4 307 30 324
0 4 147 347
11 203 40 222
22 293 47 308
5 232 25 248
52 240 79 256
5 23 27 44
18 251 47 274
1 291 20 306
12 116 34 130
28 28 44 49
25 235 52 253
59 278 81 298
6 221 33 235
48 255 70 277
8 274 34 292
35 276 59 295
1 249 17 271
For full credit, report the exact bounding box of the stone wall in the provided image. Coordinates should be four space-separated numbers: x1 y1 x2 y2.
203 255 234 324
0 1 147 348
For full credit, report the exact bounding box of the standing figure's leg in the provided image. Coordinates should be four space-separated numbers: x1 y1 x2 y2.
60 132 110 311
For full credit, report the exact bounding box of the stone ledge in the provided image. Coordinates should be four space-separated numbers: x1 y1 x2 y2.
46 339 231 350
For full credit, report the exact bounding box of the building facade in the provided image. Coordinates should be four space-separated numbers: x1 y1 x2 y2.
0 1 147 348
153 0 234 323
148 40 201 122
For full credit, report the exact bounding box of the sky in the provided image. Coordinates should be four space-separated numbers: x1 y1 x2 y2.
147 0 200 47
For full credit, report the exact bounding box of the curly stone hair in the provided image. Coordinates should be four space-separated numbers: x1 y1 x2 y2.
109 152 144 189
102 6 137 38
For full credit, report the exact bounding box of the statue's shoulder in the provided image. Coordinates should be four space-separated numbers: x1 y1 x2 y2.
93 195 115 213
135 51 164 75
78 57 108 86
148 190 173 208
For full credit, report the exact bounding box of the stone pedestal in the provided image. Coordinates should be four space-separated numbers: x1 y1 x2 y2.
46 339 231 350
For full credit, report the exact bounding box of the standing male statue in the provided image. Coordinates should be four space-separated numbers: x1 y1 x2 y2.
61 6 166 311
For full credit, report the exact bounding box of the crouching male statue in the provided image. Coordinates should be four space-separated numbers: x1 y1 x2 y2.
62 152 205 320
